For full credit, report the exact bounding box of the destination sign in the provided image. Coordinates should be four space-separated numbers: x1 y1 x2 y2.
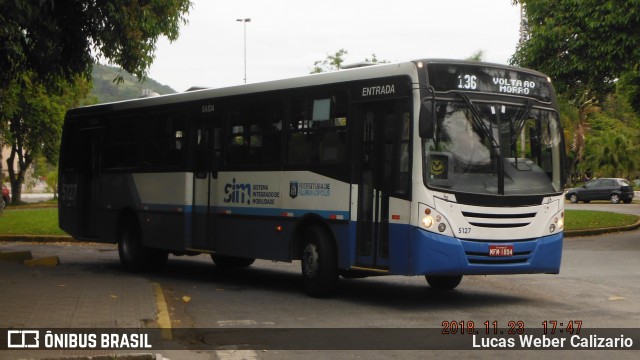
426 63 552 102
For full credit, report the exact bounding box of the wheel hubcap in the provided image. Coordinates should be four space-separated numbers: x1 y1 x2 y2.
302 244 319 278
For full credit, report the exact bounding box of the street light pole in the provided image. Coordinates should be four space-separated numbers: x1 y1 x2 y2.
236 18 251 83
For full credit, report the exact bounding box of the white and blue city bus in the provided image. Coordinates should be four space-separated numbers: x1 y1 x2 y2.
58 59 566 297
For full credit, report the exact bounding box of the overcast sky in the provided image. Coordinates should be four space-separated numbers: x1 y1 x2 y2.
147 0 522 92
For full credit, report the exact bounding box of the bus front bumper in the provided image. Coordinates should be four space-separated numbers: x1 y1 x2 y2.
409 228 563 276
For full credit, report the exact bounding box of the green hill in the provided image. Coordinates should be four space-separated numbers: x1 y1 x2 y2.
90 63 176 103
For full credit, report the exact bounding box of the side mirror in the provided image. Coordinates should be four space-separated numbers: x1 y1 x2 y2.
419 99 435 138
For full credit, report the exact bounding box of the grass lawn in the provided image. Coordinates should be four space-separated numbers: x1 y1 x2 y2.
0 206 638 236
564 210 639 231
0 207 67 236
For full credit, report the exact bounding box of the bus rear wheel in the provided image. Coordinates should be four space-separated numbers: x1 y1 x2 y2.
301 225 338 298
211 254 255 267
118 218 168 272
425 275 463 290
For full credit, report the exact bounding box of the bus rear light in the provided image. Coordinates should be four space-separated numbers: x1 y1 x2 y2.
275 225 283 232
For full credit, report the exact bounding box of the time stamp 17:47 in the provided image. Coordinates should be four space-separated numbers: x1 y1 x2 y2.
441 320 583 335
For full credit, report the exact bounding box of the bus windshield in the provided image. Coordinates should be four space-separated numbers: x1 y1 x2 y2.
423 97 563 196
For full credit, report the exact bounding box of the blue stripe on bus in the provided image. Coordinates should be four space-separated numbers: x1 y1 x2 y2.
217 206 350 220
138 203 350 221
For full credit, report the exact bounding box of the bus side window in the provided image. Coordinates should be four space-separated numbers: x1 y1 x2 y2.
143 115 185 169
286 93 347 165
104 116 141 169
227 100 283 165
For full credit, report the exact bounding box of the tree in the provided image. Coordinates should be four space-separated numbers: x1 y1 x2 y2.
466 50 484 61
310 50 390 74
511 0 640 181
364 53 390 64
1 73 91 203
577 94 640 179
581 131 638 178
0 0 191 89
617 70 640 116
0 0 191 202
311 49 349 74
511 0 640 97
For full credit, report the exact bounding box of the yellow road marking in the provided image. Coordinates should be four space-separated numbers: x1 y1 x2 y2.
24 256 60 267
0 251 33 262
151 282 172 340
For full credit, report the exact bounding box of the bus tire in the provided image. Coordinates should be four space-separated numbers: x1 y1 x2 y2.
211 254 255 267
425 275 463 290
118 218 167 272
300 225 338 298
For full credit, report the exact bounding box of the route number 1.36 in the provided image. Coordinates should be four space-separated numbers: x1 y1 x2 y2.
458 74 477 90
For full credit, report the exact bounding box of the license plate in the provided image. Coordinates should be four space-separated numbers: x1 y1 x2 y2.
489 245 514 257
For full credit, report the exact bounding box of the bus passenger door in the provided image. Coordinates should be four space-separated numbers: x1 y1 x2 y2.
356 101 402 269
191 117 222 250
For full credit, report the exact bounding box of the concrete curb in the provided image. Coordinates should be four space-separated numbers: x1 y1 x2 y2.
0 234 76 242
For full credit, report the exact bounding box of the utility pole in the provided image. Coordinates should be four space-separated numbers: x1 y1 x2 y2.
236 18 251 83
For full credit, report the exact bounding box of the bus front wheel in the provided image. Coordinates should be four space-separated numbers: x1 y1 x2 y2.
118 218 168 272
300 226 338 298
425 275 463 290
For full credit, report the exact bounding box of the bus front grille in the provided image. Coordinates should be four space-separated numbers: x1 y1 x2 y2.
462 211 536 228
465 251 532 265
466 257 530 265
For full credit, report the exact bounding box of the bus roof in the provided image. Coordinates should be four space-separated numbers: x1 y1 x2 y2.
67 59 548 116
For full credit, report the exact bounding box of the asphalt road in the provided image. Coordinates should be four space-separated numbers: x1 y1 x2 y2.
1 227 639 359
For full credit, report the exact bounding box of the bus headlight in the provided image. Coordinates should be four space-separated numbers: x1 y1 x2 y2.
547 210 564 233
422 215 434 228
558 211 564 230
418 203 453 237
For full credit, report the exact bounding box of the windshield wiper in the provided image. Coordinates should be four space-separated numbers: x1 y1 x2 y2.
455 92 499 151
511 100 533 145
456 92 504 193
